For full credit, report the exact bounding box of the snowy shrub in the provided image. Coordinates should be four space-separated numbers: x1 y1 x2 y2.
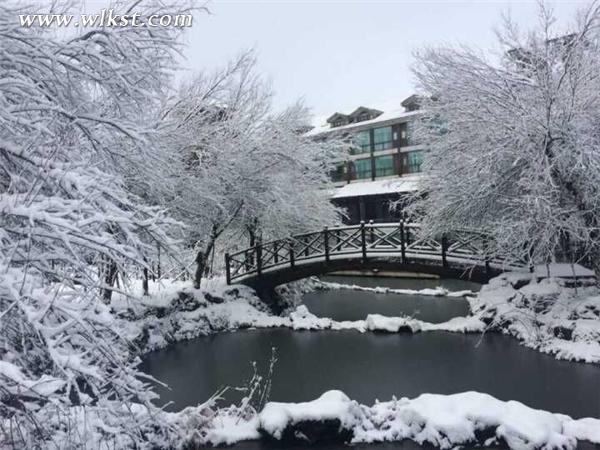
0 1 198 447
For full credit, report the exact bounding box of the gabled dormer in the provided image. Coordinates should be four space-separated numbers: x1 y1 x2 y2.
348 106 383 123
401 95 422 112
326 112 350 128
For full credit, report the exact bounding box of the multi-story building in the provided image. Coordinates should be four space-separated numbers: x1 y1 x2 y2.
307 95 424 224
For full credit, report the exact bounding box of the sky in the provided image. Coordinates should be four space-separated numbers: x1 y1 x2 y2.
181 0 586 125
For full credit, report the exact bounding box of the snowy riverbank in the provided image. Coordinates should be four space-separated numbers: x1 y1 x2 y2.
468 272 600 363
186 390 600 448
113 273 600 365
110 278 484 355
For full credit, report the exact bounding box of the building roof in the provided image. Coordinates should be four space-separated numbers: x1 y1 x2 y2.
348 106 382 120
400 94 422 109
307 108 422 137
331 175 422 199
309 95 423 137
326 112 349 124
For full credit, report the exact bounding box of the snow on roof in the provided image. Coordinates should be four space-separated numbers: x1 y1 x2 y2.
307 108 422 137
332 176 422 199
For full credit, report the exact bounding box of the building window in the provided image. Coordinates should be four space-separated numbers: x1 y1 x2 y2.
400 121 417 146
353 158 372 179
330 163 347 182
373 126 393 151
403 150 423 174
375 155 394 177
351 130 371 155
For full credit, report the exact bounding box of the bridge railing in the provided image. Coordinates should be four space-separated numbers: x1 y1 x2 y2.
225 221 516 284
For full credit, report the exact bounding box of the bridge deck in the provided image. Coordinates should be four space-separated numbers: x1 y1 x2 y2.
226 222 527 288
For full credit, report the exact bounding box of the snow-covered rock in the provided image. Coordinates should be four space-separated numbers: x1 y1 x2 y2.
203 390 600 449
469 273 600 363
259 390 358 442
354 391 592 449
365 314 422 333
289 304 332 330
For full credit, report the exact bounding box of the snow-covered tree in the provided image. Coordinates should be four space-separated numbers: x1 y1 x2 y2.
161 52 346 288
0 1 194 447
410 2 600 270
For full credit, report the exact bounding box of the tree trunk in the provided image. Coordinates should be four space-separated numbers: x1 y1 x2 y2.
194 250 205 289
194 237 216 289
143 262 149 296
157 244 162 279
102 260 118 303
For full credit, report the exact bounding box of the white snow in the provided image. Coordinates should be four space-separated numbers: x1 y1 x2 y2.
259 390 357 440
0 361 65 397
531 263 596 279
331 175 422 199
306 108 422 137
365 314 422 332
252 390 600 449
205 414 261 445
469 273 600 363
317 279 475 297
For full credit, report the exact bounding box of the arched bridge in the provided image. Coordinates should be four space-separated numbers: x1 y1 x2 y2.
225 222 525 290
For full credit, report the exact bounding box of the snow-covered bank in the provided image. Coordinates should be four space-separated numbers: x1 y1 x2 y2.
315 279 475 298
468 273 600 363
111 278 288 353
111 278 483 354
112 280 486 355
200 390 600 448
114 274 600 366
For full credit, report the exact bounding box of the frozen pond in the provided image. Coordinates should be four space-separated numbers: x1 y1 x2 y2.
140 276 600 447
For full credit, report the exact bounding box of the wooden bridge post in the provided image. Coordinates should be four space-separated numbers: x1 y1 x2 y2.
289 239 295 268
323 226 330 263
399 220 406 263
360 221 367 263
256 245 262 276
441 234 448 268
225 253 231 285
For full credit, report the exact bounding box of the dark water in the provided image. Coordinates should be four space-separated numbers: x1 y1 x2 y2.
140 276 600 448
304 276 473 322
141 328 600 418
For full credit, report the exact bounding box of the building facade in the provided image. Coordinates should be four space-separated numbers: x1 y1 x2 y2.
308 95 424 224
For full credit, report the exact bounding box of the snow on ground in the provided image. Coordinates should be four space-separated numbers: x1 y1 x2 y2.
192 390 600 449
316 279 475 297
113 278 485 354
469 273 600 363
111 278 289 353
